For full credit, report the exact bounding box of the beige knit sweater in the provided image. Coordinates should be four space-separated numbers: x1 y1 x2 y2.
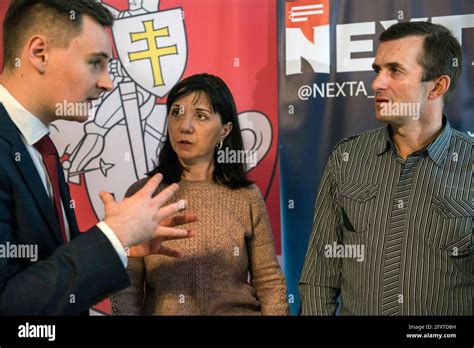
111 178 289 315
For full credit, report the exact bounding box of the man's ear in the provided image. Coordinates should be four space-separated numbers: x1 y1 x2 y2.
428 75 450 101
26 35 49 74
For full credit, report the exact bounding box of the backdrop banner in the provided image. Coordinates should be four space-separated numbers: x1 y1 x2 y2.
278 0 474 314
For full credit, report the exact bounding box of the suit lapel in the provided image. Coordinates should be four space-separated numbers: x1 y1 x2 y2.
0 104 65 245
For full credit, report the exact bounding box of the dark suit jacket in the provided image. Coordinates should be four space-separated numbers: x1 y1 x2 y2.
0 104 130 315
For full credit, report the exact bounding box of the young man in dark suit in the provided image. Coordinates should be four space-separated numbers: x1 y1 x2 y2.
0 0 195 315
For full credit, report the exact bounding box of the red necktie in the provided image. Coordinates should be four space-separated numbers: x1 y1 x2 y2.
34 135 68 243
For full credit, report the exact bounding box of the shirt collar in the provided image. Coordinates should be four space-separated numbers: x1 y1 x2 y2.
376 115 452 167
0 84 49 146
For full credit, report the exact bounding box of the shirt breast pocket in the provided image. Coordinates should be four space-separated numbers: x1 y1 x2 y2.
427 195 473 257
340 181 378 233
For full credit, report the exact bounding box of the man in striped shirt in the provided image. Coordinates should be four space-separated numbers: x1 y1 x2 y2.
299 22 473 315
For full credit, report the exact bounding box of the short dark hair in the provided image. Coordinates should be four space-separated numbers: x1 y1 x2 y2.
148 73 253 189
379 21 462 104
2 0 114 71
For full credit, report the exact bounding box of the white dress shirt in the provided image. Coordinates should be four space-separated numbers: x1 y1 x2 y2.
0 85 127 267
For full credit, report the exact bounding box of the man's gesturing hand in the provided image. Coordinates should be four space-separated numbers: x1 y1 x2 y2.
100 173 191 248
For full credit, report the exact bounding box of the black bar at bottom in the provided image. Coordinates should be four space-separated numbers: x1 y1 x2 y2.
0 316 471 345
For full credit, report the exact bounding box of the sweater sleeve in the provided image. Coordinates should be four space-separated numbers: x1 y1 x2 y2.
110 179 149 315
110 257 145 315
247 186 290 315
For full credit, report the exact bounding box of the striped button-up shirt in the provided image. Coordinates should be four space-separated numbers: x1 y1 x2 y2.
299 117 473 315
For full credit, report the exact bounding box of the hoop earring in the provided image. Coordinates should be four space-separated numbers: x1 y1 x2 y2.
216 140 223 150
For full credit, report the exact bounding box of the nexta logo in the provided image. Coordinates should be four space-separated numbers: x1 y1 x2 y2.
285 0 474 75
286 0 331 74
